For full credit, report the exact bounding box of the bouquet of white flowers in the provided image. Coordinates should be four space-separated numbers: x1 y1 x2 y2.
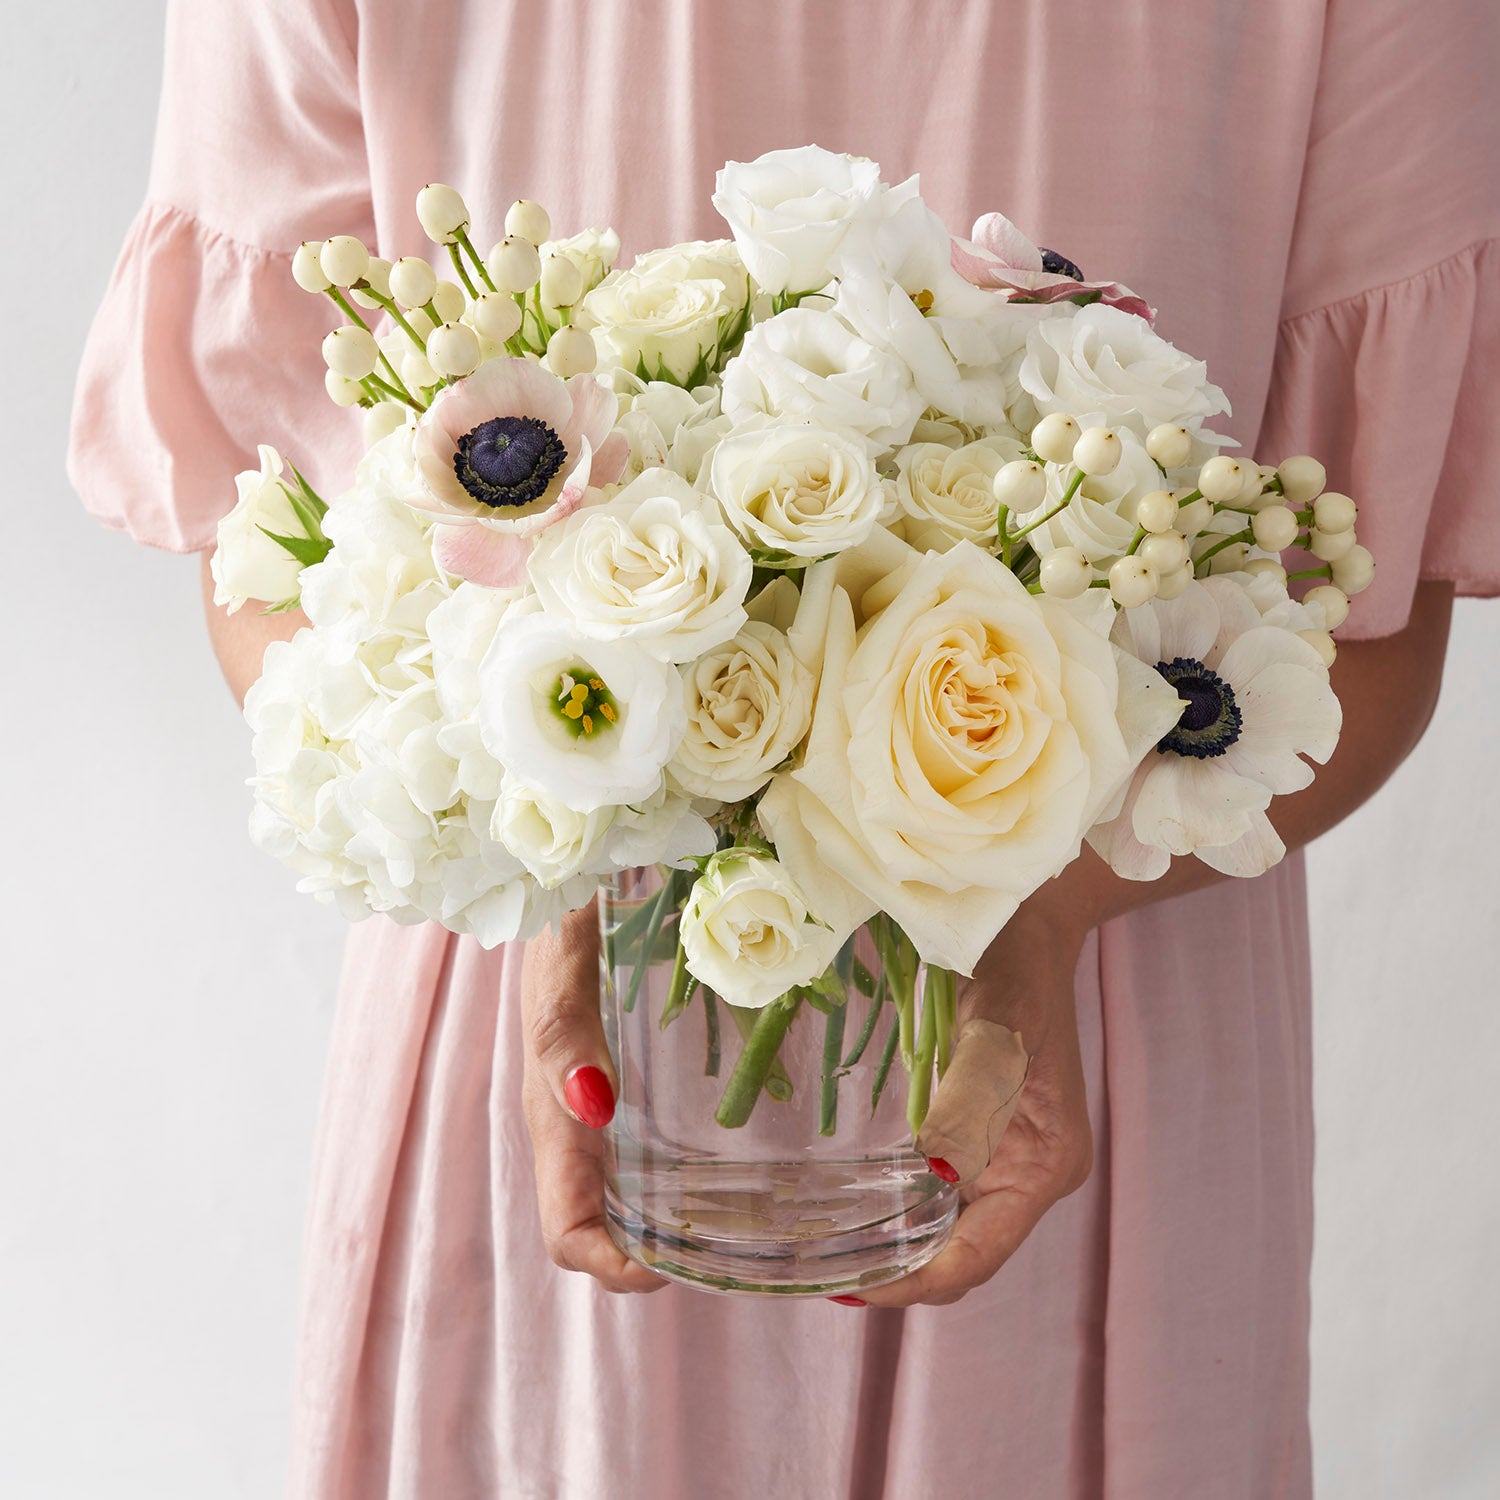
214 146 1368 1290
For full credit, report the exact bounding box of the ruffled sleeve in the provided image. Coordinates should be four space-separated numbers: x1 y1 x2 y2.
1256 0 1500 640
68 0 372 553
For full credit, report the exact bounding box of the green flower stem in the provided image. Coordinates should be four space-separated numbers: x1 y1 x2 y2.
347 284 428 349
325 286 424 409
445 241 479 298
717 996 802 1128
725 1004 795 1103
624 876 677 1014
454 226 498 293
1285 564 1333 581
703 991 722 1078
1123 524 1148 557
841 990 885 1069
418 302 444 329
870 1015 901 1116
361 374 423 411
1195 527 1253 569
906 976 940 1139
1006 467 1086 545
930 968 956 1077
658 932 696 1030
1176 487 1204 506
818 1001 848 1138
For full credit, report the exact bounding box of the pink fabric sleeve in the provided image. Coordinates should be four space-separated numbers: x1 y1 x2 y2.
1256 0 1500 639
68 0 372 553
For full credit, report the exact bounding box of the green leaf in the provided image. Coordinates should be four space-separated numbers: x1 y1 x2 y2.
286 462 329 518
258 526 332 568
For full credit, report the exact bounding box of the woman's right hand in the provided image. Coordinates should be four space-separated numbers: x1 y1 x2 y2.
520 902 666 1293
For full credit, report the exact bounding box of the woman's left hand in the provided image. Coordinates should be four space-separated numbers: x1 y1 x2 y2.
860 900 1094 1309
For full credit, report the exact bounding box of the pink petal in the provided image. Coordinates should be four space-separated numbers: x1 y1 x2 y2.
431 522 533 587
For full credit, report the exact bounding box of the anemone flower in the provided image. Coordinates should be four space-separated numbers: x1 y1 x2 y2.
951 212 1156 324
412 357 627 587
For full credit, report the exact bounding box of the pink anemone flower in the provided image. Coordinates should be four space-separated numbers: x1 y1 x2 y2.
950 212 1156 325
411 357 628 587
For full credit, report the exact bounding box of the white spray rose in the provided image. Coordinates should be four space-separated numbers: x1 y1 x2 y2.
669 620 815 801
612 377 730 485
1018 304 1230 443
476 605 686 812
526 467 752 663
712 146 900 295
582 240 749 385
708 420 889 563
892 434 1029 553
758 530 1183 973
721 308 923 456
538 226 620 316
211 446 309 612
679 849 843 1009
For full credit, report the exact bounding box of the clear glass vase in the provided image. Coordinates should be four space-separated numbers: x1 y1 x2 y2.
599 865 958 1296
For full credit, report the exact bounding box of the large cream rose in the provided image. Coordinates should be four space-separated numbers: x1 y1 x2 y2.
758 530 1183 972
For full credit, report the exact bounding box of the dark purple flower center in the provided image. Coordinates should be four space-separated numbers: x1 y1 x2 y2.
1040 247 1085 282
1155 657 1242 759
454 415 566 508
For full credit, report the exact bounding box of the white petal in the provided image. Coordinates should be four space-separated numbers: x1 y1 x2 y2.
1195 809 1286 877
1131 756 1267 856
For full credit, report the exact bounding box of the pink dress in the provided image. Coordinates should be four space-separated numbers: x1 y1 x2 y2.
70 3 1500 1495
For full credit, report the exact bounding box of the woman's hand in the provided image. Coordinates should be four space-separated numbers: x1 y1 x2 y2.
860 898 1094 1309
519 902 665 1293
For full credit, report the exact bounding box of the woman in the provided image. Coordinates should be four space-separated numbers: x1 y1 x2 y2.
69 2 1498 1495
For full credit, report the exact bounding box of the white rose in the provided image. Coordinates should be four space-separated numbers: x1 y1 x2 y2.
893 434 1029 553
494 779 714 889
582 240 749 386
758 530 1183 973
708 420 888 563
721 308 923 456
679 849 843 1009
712 146 901 295
1014 419 1161 565
538 226 620 315
476 605 686 812
669 620 815 801
612 376 730 485
527 467 752 663
210 446 309 613
1018 304 1230 442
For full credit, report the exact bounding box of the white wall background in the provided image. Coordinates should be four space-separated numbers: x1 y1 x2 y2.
3 4 1496 1497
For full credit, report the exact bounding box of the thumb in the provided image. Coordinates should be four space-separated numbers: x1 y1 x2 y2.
915 1017 1031 1186
521 899 617 1129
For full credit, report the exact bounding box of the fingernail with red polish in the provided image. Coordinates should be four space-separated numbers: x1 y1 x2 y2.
827 1295 867 1307
927 1155 961 1184
565 1065 615 1129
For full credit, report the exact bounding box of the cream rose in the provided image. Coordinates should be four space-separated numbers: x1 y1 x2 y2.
758 530 1183 972
526 467 752 663
708 420 888 563
582 240 749 386
892 434 1028 553
612 376 729 485
668 620 815 801
679 849 843 1009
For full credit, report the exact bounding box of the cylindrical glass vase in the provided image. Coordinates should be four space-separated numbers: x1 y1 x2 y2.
599 865 958 1296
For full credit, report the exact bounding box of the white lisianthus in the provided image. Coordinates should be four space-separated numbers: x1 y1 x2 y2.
892 434 1029 553
679 849 843 1009
538 226 620 315
669 620 815 801
708 420 888 563
1087 576 1341 880
1012 418 1161 565
712 146 905 296
476 606 686 812
582 240 749 386
758 530 1183 973
612 376 730 485
721 308 923 456
211 446 311 612
1018 304 1230 443
527 467 752 662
